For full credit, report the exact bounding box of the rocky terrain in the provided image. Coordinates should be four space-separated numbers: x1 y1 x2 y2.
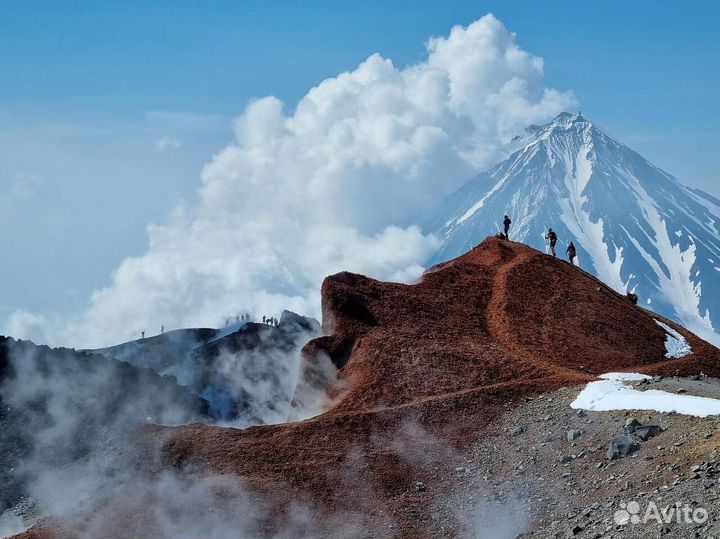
444 376 720 539
5 237 720 539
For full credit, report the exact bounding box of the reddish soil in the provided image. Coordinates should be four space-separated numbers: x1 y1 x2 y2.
142 238 720 537
19 238 720 538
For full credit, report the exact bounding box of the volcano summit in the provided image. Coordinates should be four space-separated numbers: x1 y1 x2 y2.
429 113 720 345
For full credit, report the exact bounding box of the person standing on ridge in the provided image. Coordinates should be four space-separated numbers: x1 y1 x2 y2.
545 228 558 257
503 215 512 239
566 241 577 265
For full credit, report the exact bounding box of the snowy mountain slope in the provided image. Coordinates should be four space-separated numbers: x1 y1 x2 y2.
428 112 720 344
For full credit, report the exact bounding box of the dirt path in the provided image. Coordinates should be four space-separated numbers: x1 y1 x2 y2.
485 245 590 382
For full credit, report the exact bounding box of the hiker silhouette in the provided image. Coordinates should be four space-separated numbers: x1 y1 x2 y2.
503 215 512 239
566 242 577 265
545 228 558 257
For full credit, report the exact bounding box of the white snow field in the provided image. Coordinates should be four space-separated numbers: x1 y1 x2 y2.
571 373 720 418
655 320 693 359
428 112 720 345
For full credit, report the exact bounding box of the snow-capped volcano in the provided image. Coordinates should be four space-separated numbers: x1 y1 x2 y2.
428 112 720 344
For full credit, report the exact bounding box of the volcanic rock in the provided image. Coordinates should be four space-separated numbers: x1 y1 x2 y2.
17 237 720 539
607 435 641 460
634 425 663 441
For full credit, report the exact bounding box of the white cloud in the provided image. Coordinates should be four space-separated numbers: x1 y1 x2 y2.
5 14 576 348
2 173 44 201
154 136 183 151
3 310 47 343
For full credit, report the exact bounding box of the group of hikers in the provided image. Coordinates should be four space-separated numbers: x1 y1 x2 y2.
138 312 279 341
222 313 279 327
502 215 577 265
501 215 639 305
223 313 279 327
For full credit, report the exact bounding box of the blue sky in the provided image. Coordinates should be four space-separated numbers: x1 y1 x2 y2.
1 1 719 327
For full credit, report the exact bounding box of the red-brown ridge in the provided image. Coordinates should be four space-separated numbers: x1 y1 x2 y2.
19 237 720 538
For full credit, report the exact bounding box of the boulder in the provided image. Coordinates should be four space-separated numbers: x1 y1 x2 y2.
634 425 663 441
608 435 640 460
624 418 641 434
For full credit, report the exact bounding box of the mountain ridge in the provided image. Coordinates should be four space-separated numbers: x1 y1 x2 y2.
429 112 720 344
9 237 720 539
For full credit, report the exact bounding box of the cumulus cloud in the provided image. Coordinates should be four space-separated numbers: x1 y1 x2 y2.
5 14 575 348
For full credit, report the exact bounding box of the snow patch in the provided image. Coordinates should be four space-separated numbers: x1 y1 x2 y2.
456 171 512 225
600 372 651 382
622 171 714 335
558 144 627 293
654 320 693 358
572 373 720 417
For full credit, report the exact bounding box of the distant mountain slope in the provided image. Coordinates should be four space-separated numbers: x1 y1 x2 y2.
88 311 321 426
428 112 720 344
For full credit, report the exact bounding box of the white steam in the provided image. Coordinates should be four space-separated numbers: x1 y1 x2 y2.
5 14 575 350
87 315 330 426
0 327 341 538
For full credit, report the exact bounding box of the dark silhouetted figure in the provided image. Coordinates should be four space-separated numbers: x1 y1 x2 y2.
262 315 267 324
161 325 164 334
566 242 577 265
627 292 639 305
503 215 512 239
141 330 145 339
545 228 558 257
